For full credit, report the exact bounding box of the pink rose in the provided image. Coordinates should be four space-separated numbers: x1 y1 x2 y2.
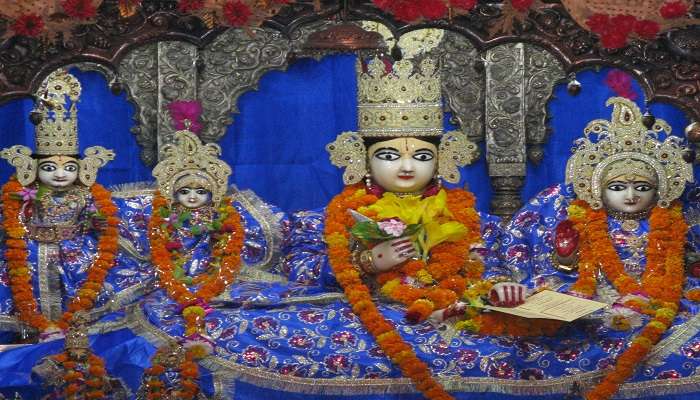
378 219 407 237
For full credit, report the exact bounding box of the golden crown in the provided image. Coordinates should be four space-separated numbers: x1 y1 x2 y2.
152 130 231 205
566 97 693 209
357 57 442 138
327 57 479 185
35 69 81 156
0 69 114 187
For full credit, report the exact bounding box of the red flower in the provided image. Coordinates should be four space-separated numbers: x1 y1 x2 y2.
600 31 629 49
177 0 204 13
62 0 98 20
419 0 448 20
511 0 534 12
165 241 183 251
450 0 477 11
659 1 688 19
390 0 422 22
586 13 610 34
12 14 44 37
223 0 252 27
634 19 660 40
610 14 637 35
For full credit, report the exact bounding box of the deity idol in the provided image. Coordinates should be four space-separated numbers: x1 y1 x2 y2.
502 97 700 399
0 69 130 343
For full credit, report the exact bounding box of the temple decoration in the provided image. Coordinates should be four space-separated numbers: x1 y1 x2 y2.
561 0 700 49
0 0 296 41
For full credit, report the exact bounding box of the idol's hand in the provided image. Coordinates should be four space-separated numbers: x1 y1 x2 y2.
370 238 417 273
429 301 468 324
488 282 527 307
554 220 579 266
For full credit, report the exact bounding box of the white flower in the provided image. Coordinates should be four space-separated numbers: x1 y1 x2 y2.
378 219 406 237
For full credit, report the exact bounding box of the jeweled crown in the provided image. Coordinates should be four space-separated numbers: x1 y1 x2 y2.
34 69 81 156
152 130 231 206
357 57 442 137
566 97 693 209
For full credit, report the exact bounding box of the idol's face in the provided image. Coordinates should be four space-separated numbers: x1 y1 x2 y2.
368 138 437 193
37 156 79 189
602 176 657 214
175 186 211 209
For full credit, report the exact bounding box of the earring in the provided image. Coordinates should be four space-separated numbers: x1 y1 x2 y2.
365 173 372 189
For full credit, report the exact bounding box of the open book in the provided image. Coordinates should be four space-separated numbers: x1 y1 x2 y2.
483 290 608 322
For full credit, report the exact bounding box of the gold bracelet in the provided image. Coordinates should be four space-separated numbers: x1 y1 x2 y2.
358 250 376 274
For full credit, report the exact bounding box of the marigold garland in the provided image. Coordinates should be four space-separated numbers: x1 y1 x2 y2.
371 188 486 323
148 191 245 336
52 351 108 399
566 200 687 400
1 176 120 332
147 191 244 397
143 347 200 400
325 184 487 400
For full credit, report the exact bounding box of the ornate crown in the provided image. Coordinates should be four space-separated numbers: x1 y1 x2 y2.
152 129 231 206
35 69 81 156
566 97 693 209
0 69 115 187
327 57 479 185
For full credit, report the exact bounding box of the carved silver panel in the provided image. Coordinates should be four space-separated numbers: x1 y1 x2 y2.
483 43 527 217
199 27 291 143
524 45 565 164
118 43 159 166
157 41 198 148
435 31 484 144
485 43 526 174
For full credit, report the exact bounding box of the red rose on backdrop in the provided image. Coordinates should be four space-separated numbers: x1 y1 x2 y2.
62 0 98 20
610 14 637 35
223 0 252 27
390 0 422 22
511 0 534 12
659 1 689 19
600 31 629 49
420 0 448 20
586 13 610 34
12 14 44 37
634 19 660 39
450 0 477 11
177 0 204 13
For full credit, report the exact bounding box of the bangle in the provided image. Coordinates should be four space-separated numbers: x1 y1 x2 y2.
358 250 376 274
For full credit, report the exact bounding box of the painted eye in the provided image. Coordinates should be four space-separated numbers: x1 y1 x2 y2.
196 189 208 195
635 184 653 192
607 184 626 191
178 188 191 195
64 164 78 172
39 164 56 172
374 151 400 161
413 151 434 161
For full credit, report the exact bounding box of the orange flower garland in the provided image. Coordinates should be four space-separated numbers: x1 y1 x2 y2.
52 351 108 399
148 191 245 337
566 200 687 400
1 176 120 332
143 347 200 400
372 188 485 322
325 184 488 400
